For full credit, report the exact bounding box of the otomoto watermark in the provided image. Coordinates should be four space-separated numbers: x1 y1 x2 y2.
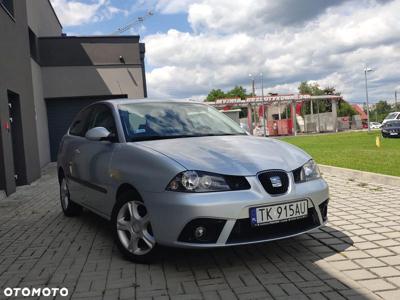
2 287 69 297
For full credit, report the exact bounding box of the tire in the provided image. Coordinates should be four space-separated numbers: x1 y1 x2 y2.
60 177 82 217
112 190 158 263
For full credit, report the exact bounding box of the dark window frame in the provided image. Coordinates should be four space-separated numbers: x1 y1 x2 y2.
29 28 39 63
86 104 119 141
0 0 15 20
69 107 93 137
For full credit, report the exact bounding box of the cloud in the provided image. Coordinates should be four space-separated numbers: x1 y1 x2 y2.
145 0 400 102
156 0 195 14
50 0 128 27
188 0 346 34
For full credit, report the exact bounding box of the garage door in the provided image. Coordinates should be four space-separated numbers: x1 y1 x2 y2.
46 95 127 161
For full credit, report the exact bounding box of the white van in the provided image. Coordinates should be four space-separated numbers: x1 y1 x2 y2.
382 112 400 124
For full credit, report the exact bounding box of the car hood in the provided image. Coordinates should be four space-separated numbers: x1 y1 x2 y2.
135 135 311 176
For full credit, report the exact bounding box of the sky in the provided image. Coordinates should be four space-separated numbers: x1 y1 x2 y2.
50 0 400 103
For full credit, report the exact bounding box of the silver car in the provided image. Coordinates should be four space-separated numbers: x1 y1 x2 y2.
57 99 329 263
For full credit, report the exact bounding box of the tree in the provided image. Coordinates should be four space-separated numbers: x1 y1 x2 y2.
298 81 314 95
337 100 356 117
298 81 332 96
226 86 248 100
298 81 342 115
370 100 393 122
206 89 226 102
205 86 249 102
374 100 392 115
298 81 340 96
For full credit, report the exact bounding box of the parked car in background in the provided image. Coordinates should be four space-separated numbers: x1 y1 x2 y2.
370 122 382 129
253 124 270 137
381 120 400 138
382 112 400 125
57 99 329 262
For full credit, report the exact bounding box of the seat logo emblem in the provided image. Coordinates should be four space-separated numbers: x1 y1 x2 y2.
270 176 282 188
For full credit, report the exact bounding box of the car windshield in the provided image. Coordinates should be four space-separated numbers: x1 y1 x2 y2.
118 102 246 141
385 121 400 127
385 112 398 120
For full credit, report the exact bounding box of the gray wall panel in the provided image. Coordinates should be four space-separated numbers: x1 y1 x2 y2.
39 36 141 66
0 0 41 194
26 0 62 36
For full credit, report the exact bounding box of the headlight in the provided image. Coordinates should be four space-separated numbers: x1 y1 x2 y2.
166 170 250 193
298 160 321 182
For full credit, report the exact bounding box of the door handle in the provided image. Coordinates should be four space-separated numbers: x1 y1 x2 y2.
74 149 81 154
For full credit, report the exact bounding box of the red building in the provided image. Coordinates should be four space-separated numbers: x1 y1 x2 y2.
352 104 368 121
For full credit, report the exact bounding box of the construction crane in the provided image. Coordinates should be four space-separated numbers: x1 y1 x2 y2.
112 10 154 35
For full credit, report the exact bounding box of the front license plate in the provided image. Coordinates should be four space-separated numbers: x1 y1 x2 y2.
250 200 308 226
390 132 398 136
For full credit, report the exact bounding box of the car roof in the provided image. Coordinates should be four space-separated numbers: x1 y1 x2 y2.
386 112 400 116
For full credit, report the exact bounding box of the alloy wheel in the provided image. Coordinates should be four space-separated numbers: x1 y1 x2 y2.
116 201 155 255
60 178 70 209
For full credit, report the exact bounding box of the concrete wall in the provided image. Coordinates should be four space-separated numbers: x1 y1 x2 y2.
1 3 146 196
0 1 41 194
31 60 51 167
36 35 145 166
221 110 241 124
26 0 62 167
42 66 145 99
26 0 62 36
39 36 146 99
304 112 336 132
39 36 142 66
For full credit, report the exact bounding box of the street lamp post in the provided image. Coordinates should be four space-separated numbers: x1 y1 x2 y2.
248 74 255 96
395 90 398 110
364 66 373 132
249 73 258 126
260 73 266 137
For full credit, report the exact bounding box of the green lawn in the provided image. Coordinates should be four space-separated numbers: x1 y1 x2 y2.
280 131 400 177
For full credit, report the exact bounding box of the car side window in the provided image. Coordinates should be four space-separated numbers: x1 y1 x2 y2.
69 108 92 137
397 114 400 120
87 105 118 138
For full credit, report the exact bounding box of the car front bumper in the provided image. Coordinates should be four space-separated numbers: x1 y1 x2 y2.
143 175 329 248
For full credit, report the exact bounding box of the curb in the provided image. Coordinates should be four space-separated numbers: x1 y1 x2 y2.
319 164 400 187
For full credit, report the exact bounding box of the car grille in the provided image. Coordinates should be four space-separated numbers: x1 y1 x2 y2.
226 207 320 244
258 170 289 195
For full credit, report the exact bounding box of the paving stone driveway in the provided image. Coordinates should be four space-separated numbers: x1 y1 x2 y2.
0 164 399 300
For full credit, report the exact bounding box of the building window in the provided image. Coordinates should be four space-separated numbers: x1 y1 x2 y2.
0 0 14 17
29 28 39 62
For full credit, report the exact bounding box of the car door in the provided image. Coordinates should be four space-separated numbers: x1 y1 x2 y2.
65 107 93 205
73 104 119 215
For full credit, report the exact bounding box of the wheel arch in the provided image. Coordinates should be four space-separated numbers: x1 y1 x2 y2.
58 167 65 184
111 183 144 220
116 183 143 203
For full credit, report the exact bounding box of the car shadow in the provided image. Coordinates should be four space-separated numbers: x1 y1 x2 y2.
75 209 369 299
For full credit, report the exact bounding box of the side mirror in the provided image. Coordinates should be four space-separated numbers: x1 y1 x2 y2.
85 127 112 141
